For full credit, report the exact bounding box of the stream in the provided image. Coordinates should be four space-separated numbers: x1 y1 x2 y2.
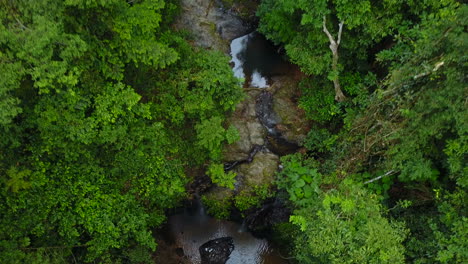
162 32 292 264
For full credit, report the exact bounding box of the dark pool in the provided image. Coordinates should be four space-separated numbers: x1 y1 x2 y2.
230 32 289 88
166 200 288 264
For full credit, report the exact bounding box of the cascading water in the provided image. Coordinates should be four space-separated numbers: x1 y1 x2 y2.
230 32 300 158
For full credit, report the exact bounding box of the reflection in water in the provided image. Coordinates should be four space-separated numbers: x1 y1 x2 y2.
230 32 287 88
167 200 287 264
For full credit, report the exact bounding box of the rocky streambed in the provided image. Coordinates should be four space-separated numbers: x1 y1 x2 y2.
157 1 310 263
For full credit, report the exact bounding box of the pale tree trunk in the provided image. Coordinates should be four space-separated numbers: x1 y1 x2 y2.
323 16 346 102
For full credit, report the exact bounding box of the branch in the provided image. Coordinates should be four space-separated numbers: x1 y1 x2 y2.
322 16 336 45
364 170 397 184
413 61 445 80
337 21 344 45
322 16 345 46
14 16 28 30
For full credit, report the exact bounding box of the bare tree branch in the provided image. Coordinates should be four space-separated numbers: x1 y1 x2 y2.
364 170 397 184
322 16 336 45
413 61 445 79
337 21 344 45
322 16 346 102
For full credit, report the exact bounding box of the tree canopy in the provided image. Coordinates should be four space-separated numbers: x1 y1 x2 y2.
0 0 242 262
258 0 467 263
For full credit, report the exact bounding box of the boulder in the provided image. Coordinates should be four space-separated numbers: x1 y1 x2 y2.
175 0 251 53
244 198 291 233
223 90 265 162
199 237 235 264
269 76 310 144
237 151 279 187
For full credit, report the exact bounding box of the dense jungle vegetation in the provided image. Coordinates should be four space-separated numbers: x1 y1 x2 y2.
0 0 466 263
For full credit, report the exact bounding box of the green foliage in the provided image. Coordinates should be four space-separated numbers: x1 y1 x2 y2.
207 163 236 189
0 56 23 125
196 117 241 160
358 171 395 199
379 4 467 184
225 124 241 144
276 154 322 207
261 1 466 263
393 188 467 264
298 79 341 122
4 167 32 193
234 184 271 212
270 222 300 257
289 179 407 264
431 189 468 263
0 0 243 262
201 193 232 219
196 117 227 160
304 128 338 153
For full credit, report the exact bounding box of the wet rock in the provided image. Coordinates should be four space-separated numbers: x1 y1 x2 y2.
237 151 279 186
175 0 251 53
175 247 185 257
187 174 213 197
269 76 310 144
153 236 190 264
199 237 235 264
247 121 265 146
255 91 280 131
266 135 300 156
223 91 265 162
245 198 291 233
223 120 265 161
215 12 251 41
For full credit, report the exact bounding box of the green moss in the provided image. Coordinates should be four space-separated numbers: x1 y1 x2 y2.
201 192 232 219
234 184 272 212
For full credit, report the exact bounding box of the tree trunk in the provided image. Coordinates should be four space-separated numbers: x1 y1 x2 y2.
323 17 346 102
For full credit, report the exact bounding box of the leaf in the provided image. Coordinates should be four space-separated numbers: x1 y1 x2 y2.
303 185 313 198
295 179 306 188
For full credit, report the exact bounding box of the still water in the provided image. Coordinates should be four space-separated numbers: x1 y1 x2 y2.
230 32 288 88
166 200 287 264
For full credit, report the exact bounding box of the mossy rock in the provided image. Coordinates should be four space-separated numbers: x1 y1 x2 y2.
202 187 235 219
237 151 279 186
269 77 310 144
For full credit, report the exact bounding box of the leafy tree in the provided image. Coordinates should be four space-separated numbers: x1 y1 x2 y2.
0 0 243 262
277 155 407 263
257 0 456 105
270 3 467 263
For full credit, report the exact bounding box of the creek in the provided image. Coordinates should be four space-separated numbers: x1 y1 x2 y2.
160 32 293 264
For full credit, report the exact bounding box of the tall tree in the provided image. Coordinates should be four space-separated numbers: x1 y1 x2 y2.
257 0 454 101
